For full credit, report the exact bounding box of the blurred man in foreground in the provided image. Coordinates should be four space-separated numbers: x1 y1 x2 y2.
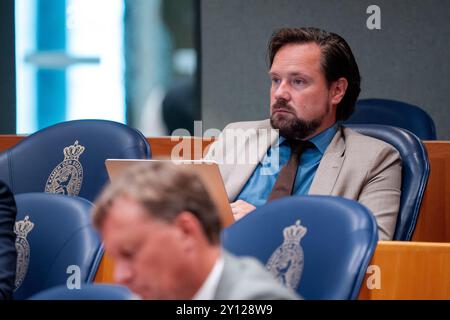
92 162 299 300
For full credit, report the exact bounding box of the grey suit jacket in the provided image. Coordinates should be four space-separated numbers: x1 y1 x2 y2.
214 251 300 300
0 181 17 300
205 120 402 240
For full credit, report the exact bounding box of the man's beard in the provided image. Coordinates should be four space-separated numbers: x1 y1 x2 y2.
270 99 325 140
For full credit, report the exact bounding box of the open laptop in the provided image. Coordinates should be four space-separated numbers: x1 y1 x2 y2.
105 159 234 227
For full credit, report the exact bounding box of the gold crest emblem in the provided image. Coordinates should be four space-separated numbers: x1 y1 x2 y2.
45 141 85 196
14 215 34 290
266 220 307 290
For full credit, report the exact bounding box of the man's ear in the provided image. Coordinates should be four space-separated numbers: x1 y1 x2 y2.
173 211 203 247
330 77 348 106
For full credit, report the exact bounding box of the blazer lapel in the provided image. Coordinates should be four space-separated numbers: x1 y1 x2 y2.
309 126 346 195
225 121 279 201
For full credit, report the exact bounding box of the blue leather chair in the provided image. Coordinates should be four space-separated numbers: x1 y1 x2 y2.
29 284 133 300
347 124 430 240
346 98 437 140
222 196 378 300
0 120 150 202
13 193 103 300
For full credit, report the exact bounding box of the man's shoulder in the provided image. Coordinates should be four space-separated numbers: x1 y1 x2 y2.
223 251 267 276
0 180 17 300
0 181 16 216
341 126 400 155
216 251 300 300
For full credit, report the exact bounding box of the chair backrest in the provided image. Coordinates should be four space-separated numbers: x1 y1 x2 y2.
222 196 378 300
346 124 430 240
13 193 103 300
0 120 150 202
345 98 437 140
29 284 133 300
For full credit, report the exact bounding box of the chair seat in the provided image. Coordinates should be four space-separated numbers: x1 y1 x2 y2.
0 119 150 202
222 195 378 300
13 193 103 300
346 98 437 140
346 124 430 240
29 284 134 300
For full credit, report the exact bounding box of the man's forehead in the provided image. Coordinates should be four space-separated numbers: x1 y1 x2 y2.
101 200 150 248
104 196 149 228
276 42 320 58
268 70 312 78
270 43 322 71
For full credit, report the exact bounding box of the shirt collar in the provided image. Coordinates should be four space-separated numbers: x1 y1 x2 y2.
192 254 224 300
309 124 338 154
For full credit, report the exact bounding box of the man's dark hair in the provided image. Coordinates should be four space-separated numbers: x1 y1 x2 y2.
268 27 361 121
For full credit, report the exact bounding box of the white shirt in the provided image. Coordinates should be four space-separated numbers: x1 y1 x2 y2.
192 254 225 300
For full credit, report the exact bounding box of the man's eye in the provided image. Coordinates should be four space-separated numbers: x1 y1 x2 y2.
121 250 135 259
293 79 305 85
271 78 281 84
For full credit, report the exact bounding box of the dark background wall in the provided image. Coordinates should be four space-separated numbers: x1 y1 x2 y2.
201 0 450 139
0 0 16 134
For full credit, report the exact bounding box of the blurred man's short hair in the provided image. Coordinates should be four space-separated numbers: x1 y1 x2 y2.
93 162 222 245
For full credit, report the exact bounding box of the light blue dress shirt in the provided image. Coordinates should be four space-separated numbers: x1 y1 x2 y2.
236 124 338 207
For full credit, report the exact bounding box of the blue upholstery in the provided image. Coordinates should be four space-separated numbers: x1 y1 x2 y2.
0 120 150 202
13 193 103 300
346 98 437 140
222 196 378 300
346 124 430 240
29 284 133 300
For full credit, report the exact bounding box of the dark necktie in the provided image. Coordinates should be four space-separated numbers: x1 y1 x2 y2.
267 140 309 202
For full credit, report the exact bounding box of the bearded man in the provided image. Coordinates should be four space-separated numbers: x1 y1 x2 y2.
205 27 402 241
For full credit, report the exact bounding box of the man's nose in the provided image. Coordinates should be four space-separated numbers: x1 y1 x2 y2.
274 81 291 101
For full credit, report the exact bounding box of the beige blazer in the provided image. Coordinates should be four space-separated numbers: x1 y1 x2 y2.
205 119 402 240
